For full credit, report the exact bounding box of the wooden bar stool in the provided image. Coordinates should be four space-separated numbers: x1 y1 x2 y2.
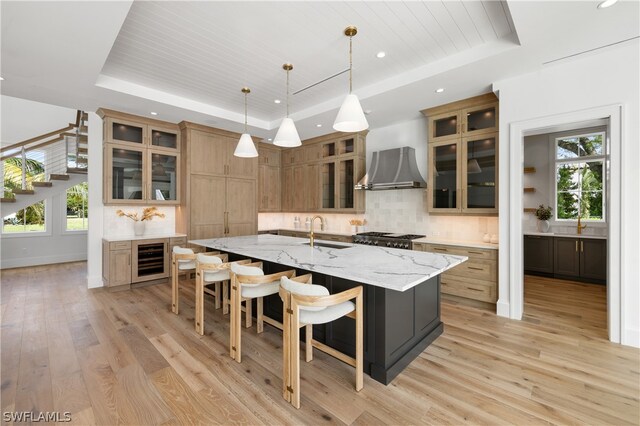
229 262 296 363
171 246 218 314
194 253 253 335
279 275 363 409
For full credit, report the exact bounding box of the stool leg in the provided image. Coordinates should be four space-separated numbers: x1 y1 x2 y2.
257 297 264 334
214 282 221 310
171 260 179 314
292 306 301 409
355 293 363 392
195 271 204 335
305 325 313 362
282 294 291 402
223 280 229 315
245 298 252 328
230 279 238 361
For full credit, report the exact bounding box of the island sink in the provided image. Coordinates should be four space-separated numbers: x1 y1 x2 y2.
300 241 351 249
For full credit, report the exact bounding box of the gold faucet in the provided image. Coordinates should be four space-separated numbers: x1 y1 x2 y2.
577 216 587 235
308 215 325 247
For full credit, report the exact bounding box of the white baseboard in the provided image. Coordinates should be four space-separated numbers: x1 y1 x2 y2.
87 274 104 289
1 253 87 270
496 299 510 318
622 327 640 348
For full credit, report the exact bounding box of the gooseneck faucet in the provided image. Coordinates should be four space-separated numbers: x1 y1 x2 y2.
577 215 587 235
308 215 325 247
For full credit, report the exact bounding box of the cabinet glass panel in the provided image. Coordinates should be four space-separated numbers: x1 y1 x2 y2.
466 137 496 209
433 143 458 208
136 242 166 277
466 107 496 133
323 143 336 158
339 139 354 155
150 129 177 149
433 115 458 139
150 153 178 201
112 122 144 144
339 159 354 209
111 147 144 200
322 163 335 208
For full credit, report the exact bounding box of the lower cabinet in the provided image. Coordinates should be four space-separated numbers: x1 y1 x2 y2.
102 236 185 289
524 235 606 284
413 243 498 305
277 229 352 243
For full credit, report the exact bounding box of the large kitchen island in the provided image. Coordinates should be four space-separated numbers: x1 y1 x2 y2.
190 234 466 385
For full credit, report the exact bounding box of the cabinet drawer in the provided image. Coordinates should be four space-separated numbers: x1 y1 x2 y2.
419 243 497 260
170 237 187 246
446 259 496 281
441 275 497 303
110 241 131 250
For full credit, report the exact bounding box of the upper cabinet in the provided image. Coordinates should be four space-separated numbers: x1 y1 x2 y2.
422 93 498 215
98 109 180 205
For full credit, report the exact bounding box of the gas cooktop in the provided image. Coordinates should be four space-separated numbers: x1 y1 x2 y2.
353 231 425 250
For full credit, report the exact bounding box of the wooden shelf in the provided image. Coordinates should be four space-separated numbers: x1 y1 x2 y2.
524 208 536 213
524 167 536 174
524 187 536 193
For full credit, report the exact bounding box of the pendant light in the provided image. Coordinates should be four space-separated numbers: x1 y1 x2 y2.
273 63 301 147
467 141 482 174
234 87 258 158
333 26 369 132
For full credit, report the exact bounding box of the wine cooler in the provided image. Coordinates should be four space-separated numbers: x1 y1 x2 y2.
131 239 170 283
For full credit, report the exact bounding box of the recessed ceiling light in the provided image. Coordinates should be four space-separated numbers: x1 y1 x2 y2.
150 111 158 116
0 77 4 81
268 138 273 141
435 88 445 93
274 99 281 104
364 109 372 115
316 124 322 128
597 0 618 8
376 51 386 59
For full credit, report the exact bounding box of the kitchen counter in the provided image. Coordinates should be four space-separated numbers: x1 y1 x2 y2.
524 231 607 240
103 233 186 242
412 236 499 250
190 233 467 385
259 227 354 237
190 234 466 292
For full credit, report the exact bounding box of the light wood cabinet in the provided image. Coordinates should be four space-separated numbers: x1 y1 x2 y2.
177 122 258 241
413 242 498 305
102 238 176 288
102 240 131 288
258 144 282 212
131 239 170 283
98 109 181 205
423 94 498 215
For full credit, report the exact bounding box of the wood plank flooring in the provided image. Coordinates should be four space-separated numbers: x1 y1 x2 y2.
1 263 638 425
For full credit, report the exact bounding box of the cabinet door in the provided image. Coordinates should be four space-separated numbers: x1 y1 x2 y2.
554 238 580 278
109 249 131 286
148 150 179 203
227 137 258 178
305 163 320 211
190 130 226 176
428 111 460 143
462 102 498 137
258 146 281 166
106 118 145 145
524 236 554 274
321 162 336 209
339 158 355 209
580 239 607 281
281 166 294 211
258 165 281 212
305 144 322 162
105 144 146 204
292 165 306 211
462 134 498 214
226 178 257 237
428 140 460 213
132 239 169 283
190 175 226 239
149 126 179 151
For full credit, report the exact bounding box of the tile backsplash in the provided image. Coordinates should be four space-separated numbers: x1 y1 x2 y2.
259 212 365 234
103 206 176 237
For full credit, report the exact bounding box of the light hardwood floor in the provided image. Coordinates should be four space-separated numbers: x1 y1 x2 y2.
1 263 638 425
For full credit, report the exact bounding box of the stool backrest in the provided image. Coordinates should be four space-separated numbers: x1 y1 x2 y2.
280 276 329 312
196 253 223 265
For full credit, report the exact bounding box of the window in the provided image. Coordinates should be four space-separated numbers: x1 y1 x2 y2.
65 182 88 231
2 201 47 233
555 132 605 221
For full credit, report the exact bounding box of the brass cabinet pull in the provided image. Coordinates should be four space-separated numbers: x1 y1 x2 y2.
468 251 484 255
581 241 584 252
434 247 448 252
575 241 578 252
468 266 484 271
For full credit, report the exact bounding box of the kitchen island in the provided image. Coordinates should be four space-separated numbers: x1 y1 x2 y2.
191 234 466 384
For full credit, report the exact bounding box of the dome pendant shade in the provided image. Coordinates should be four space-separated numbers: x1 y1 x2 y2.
273 117 301 147
467 158 482 174
333 93 369 132
234 133 258 157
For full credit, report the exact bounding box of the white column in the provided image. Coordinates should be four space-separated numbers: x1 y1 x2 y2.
86 112 104 288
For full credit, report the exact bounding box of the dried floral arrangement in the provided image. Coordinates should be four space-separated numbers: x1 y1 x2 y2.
535 204 553 221
116 207 165 222
348 219 367 226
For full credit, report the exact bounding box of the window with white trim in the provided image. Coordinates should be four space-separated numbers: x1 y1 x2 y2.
2 201 47 233
554 132 605 222
65 182 88 231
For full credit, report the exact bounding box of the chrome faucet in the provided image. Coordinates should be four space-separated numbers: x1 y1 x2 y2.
308 215 325 247
577 216 587 235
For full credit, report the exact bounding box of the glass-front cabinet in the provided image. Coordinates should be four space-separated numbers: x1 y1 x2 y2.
105 116 179 152
462 135 497 213
428 141 460 212
149 151 179 203
322 162 335 209
429 112 460 143
462 103 498 138
106 145 146 203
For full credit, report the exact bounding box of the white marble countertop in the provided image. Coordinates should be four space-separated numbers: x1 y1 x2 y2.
524 232 607 240
190 234 467 292
412 237 499 250
103 233 187 242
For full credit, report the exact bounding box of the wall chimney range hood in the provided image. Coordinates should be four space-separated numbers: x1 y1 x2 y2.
355 147 426 190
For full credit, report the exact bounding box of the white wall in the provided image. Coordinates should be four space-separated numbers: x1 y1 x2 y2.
86 112 104 288
523 133 550 232
1 95 76 146
494 40 639 347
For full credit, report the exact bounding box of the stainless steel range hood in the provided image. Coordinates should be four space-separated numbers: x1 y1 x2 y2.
355 147 426 190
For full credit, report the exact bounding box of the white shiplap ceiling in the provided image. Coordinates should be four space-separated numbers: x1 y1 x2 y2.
101 1 516 121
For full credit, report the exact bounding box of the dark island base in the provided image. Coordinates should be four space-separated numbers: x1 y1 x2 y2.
224 251 443 385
